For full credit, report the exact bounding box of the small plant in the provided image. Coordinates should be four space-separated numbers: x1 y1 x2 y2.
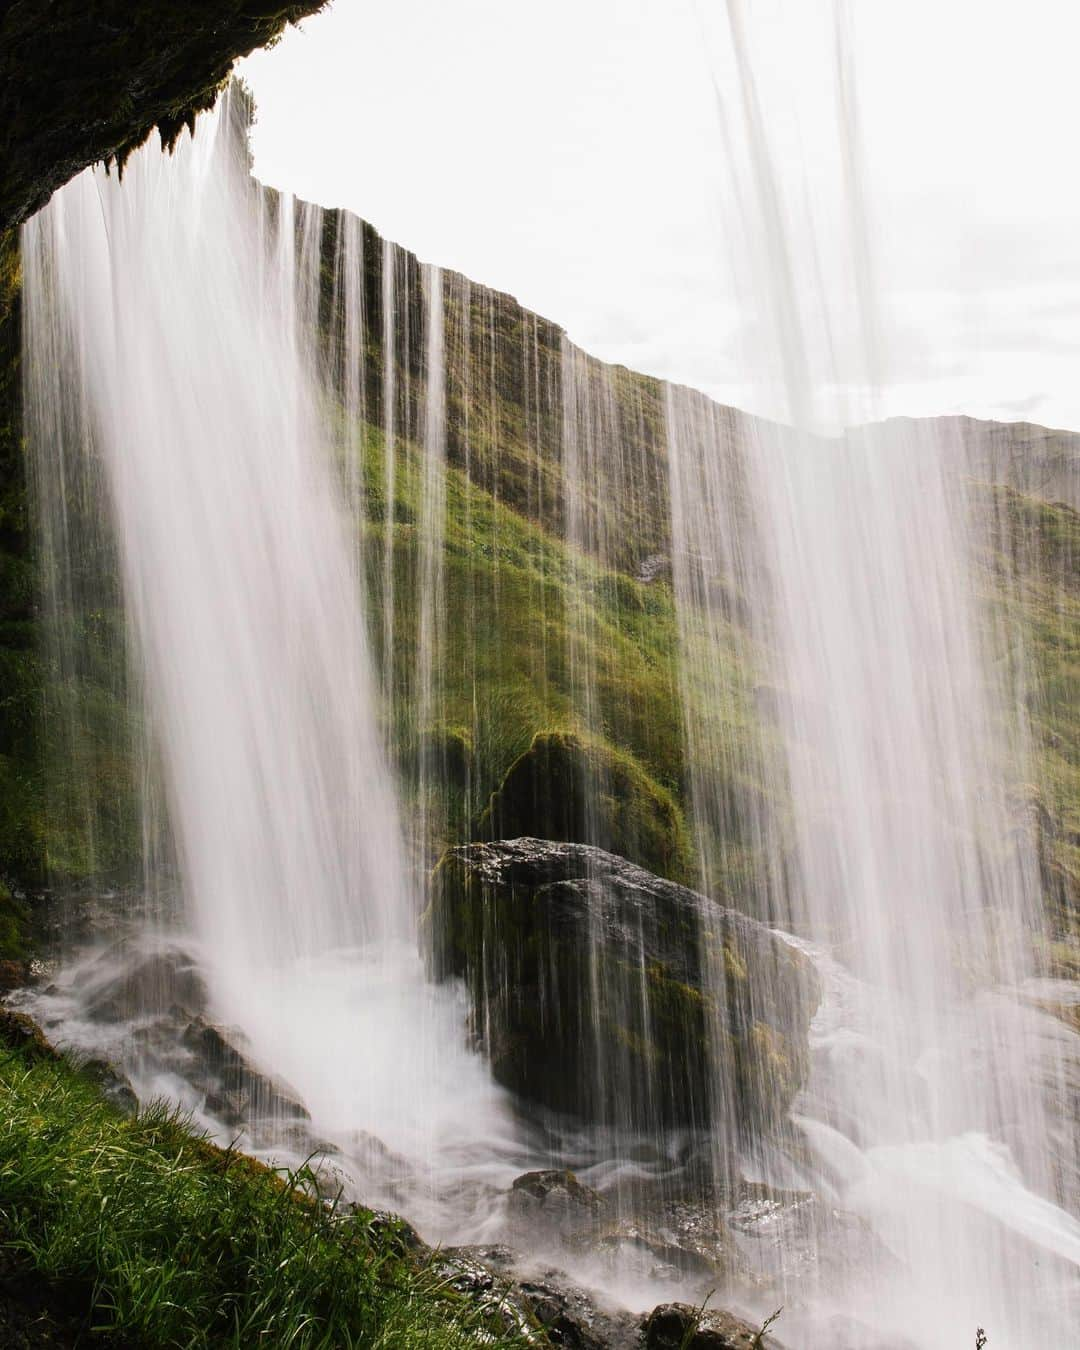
752 1307 783 1348
676 1289 714 1350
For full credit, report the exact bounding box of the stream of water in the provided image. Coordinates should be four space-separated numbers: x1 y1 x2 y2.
14 16 1080 1347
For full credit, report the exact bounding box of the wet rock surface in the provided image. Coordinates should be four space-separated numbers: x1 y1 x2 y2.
477 735 692 881
0 1007 60 1061
14 939 312 1140
86 948 207 1021
438 1245 644 1348
508 1169 606 1238
582 1204 745 1288
180 1018 311 1128
515 1274 644 1348
643 1301 781 1349
75 1057 139 1116
438 1240 784 1350
428 839 820 1132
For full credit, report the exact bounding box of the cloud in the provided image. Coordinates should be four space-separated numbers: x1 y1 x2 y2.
240 0 1080 431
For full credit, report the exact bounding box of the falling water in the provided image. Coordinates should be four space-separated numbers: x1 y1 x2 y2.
666 3 1080 1343
20 93 521 1233
414 265 448 872
23 99 408 970
10 23 1079 1345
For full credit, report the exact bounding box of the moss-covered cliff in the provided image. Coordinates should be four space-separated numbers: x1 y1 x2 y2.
0 226 46 886
0 97 1076 961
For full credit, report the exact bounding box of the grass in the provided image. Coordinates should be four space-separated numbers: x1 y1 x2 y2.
0 1031 534 1348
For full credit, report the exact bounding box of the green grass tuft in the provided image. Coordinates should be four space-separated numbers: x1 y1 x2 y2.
0 1041 534 1347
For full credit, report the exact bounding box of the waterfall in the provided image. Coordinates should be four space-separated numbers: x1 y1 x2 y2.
12 29 1079 1346
664 3 1080 1343
21 92 517 1233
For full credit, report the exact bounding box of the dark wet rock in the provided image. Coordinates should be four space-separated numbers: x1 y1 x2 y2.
86 948 206 1021
338 1127 416 1182
274 1120 343 1160
77 1057 138 1116
0 1007 59 1061
477 733 692 881
439 1247 639 1349
582 1208 743 1287
364 1210 428 1256
427 839 820 1134
643 1301 782 1349
432 1250 537 1340
31 890 151 952
508 1169 606 1237
438 1252 499 1297
181 1019 310 1127
440 1243 519 1275
515 1274 642 1349
0 959 27 993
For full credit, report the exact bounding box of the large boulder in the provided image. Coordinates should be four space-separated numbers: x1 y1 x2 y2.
478 732 693 881
426 839 819 1135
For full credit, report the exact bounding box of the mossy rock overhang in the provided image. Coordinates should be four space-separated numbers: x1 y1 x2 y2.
478 730 694 883
425 838 821 1136
0 2 327 232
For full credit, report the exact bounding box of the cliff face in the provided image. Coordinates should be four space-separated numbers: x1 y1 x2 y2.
0 2 325 232
0 78 1076 956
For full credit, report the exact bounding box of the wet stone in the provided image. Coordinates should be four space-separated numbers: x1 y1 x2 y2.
85 948 206 1021
428 839 820 1135
77 1056 138 1116
726 1179 894 1294
439 1247 640 1350
364 1210 428 1256
0 959 27 993
515 1274 642 1349
643 1302 783 1350
181 1019 310 1127
508 1169 606 1238
581 1212 743 1287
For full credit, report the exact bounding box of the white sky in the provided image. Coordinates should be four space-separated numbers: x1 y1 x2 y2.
240 0 1080 431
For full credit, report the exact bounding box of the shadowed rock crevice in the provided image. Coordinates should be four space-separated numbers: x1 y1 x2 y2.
0 2 327 232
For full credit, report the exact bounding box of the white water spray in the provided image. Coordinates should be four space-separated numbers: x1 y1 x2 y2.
666 3 1080 1343
21 97 524 1229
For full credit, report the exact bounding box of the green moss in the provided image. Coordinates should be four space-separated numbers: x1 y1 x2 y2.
973 482 1080 930
0 879 31 960
478 731 693 882
2 166 1077 958
722 939 749 984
